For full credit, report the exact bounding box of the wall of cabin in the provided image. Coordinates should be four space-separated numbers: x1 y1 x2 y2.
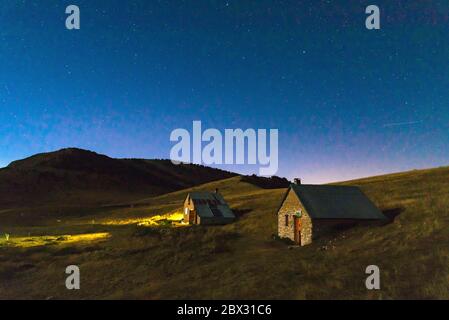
277 190 312 246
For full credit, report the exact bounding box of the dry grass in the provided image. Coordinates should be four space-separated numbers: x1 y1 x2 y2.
1 168 449 299
0 233 110 248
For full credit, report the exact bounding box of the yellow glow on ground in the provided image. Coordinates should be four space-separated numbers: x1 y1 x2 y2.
104 212 188 227
0 232 111 248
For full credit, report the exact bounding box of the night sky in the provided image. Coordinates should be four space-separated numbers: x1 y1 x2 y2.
1 1 449 183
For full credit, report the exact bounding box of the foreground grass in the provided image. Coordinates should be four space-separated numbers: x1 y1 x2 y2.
1 168 449 299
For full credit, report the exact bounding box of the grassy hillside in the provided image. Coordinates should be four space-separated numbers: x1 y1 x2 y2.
0 167 448 299
0 148 236 208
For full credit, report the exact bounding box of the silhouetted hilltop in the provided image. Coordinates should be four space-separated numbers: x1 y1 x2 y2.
0 148 237 207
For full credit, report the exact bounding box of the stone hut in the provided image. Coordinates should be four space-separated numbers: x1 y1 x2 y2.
277 183 385 246
183 190 235 225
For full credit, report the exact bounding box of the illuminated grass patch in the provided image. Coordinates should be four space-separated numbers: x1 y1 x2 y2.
103 212 187 227
0 232 111 248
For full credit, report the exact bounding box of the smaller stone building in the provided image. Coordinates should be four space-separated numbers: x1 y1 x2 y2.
277 184 385 246
183 190 235 225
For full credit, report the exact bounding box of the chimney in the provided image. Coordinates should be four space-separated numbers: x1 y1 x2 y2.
293 178 302 185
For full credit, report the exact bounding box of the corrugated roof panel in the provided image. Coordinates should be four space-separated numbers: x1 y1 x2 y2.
210 207 224 217
188 192 235 219
196 204 214 218
216 205 235 218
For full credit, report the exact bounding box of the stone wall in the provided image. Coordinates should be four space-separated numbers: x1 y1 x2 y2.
277 190 296 241
300 212 313 246
278 189 313 246
312 219 355 238
183 196 195 224
312 219 378 239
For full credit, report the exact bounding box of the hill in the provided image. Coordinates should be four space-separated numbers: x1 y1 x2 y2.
0 148 237 208
0 165 448 299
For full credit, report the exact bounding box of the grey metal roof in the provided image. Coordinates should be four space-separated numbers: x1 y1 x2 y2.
188 192 235 219
290 184 386 220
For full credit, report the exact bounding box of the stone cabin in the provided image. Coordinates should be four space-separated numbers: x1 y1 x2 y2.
277 183 386 246
183 190 235 225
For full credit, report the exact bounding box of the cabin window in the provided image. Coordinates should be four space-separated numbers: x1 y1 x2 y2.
285 215 289 226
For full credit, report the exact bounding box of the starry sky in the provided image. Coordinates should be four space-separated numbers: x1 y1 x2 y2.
1 0 449 183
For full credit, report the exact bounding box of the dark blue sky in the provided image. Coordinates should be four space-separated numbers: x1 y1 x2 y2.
1 1 449 182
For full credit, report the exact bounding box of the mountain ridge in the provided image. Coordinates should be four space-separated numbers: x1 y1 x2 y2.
0 148 238 207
